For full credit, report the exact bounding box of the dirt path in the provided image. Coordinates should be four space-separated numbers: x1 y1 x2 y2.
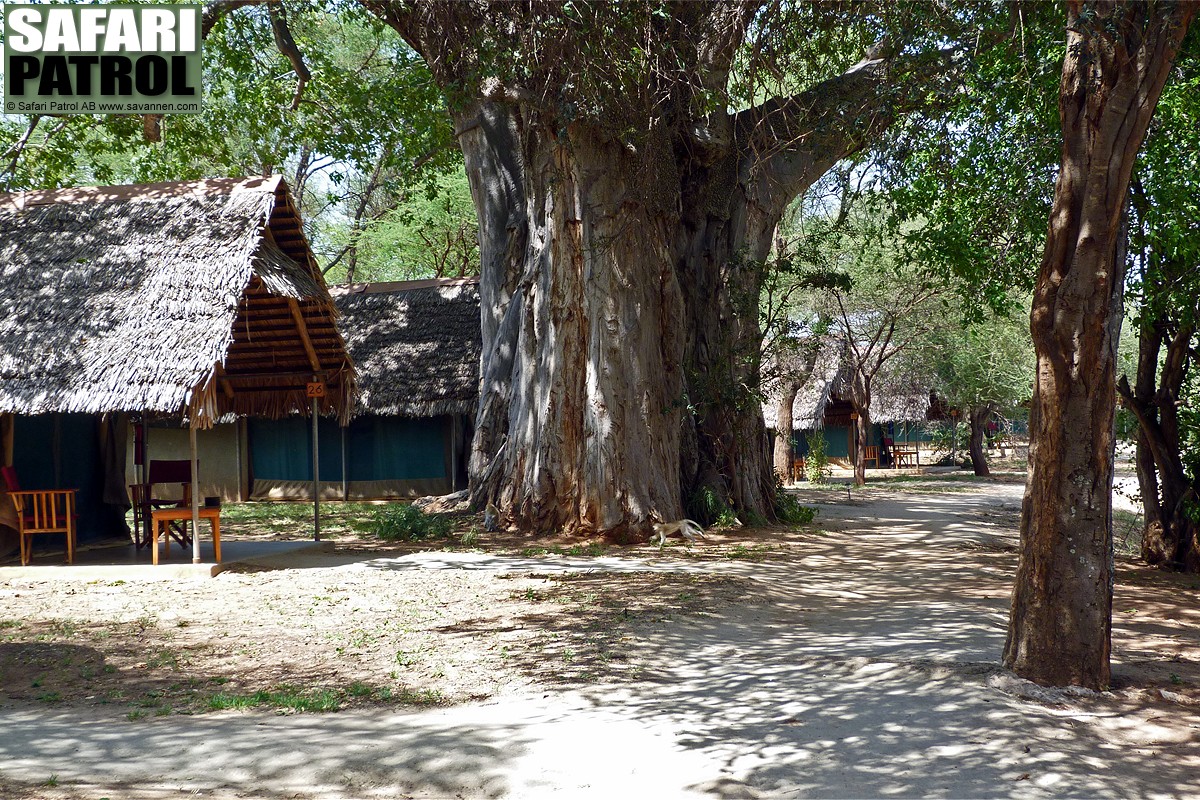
3 480 1200 799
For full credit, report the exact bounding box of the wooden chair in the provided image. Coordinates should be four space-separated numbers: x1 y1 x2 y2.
130 460 195 550
862 446 879 468
2 465 76 566
792 456 807 481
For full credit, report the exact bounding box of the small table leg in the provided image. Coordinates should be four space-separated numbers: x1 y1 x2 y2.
211 516 221 563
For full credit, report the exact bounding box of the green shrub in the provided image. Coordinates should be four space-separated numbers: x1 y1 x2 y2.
775 493 818 526
685 485 740 528
804 432 830 483
373 504 452 542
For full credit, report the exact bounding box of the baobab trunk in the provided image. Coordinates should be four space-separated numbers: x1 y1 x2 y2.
458 103 687 537
674 171 786 523
369 3 946 537
1004 0 1195 689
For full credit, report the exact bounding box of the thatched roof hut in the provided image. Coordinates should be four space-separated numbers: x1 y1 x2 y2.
0 176 354 426
332 278 480 418
764 336 933 429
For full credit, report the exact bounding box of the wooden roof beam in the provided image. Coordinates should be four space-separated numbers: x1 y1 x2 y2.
288 297 322 374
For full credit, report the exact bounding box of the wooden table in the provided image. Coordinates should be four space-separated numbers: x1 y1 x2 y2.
150 507 221 565
892 445 921 469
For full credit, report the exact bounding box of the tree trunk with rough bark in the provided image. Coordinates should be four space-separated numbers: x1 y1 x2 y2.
672 115 850 521
968 406 991 477
458 103 687 537
852 405 871 486
1003 0 1195 689
369 3 958 538
773 384 801 484
1121 315 1200 570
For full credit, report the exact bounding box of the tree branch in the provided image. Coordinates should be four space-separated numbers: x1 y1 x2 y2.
269 2 312 110
202 0 262 38
731 39 965 209
1 116 42 186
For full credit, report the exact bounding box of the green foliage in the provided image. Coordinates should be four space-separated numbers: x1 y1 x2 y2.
1182 368 1200 488
373 505 453 542
804 432 830 484
0 6 460 283
774 493 818 526
881 5 1064 317
923 421 970 464
205 686 343 713
686 486 740 528
929 301 1036 417
334 169 479 283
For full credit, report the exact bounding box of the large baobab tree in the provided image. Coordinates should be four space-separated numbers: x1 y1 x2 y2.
1004 0 1197 689
362 1 1003 536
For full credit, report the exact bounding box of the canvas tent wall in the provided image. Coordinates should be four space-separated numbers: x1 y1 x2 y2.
0 176 354 560
247 278 481 500
125 418 250 503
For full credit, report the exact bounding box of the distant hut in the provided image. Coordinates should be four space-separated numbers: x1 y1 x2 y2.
0 176 354 558
765 336 936 468
226 278 481 500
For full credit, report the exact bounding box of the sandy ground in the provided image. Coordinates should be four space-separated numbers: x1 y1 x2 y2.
2 476 1200 798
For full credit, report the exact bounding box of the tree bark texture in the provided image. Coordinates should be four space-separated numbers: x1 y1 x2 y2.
1120 315 1200 570
1004 0 1195 689
458 103 686 537
773 384 800 483
847 370 872 486
853 406 871 486
968 406 991 477
371 3 940 536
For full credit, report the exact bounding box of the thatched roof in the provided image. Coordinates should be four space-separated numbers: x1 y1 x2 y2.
332 278 480 417
764 336 933 429
0 176 354 426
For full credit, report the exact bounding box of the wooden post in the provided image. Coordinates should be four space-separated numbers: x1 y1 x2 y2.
140 413 149 546
189 423 201 564
312 397 320 541
450 416 458 492
341 424 348 501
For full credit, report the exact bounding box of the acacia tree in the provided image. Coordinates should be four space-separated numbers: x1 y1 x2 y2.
809 200 947 486
929 306 1035 476
361 1 1010 535
1003 0 1197 690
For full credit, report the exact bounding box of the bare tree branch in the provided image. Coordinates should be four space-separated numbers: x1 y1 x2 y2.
269 2 312 110
1 116 42 186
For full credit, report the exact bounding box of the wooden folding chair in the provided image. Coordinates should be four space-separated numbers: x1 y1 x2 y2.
132 460 194 550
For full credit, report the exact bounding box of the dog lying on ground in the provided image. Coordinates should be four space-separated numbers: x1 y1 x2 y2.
651 519 706 550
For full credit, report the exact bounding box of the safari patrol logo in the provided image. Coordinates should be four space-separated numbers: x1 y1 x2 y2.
3 4 202 115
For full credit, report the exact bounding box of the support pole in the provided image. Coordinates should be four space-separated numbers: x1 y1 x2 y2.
140 413 149 546
341 425 348 502
189 423 201 564
312 397 320 541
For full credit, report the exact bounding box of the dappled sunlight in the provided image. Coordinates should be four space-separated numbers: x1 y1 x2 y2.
0 704 526 798
2 481 1199 797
